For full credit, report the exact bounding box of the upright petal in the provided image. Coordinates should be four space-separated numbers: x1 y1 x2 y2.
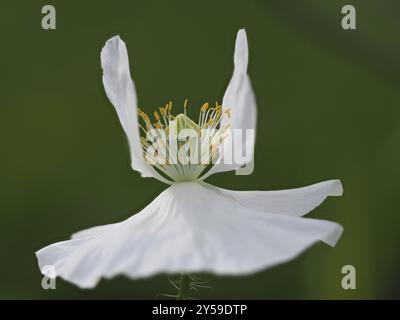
101 36 172 184
201 29 257 179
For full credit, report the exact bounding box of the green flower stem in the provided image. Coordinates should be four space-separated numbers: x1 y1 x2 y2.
176 273 191 300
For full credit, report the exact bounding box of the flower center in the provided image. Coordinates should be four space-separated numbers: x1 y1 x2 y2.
138 100 231 182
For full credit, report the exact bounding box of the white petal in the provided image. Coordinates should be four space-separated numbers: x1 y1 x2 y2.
71 222 121 240
202 29 257 179
36 182 342 288
214 179 343 217
101 36 172 184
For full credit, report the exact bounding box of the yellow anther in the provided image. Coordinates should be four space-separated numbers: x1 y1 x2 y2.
204 118 214 128
140 137 148 146
224 108 232 118
184 99 188 110
200 102 209 112
138 110 152 127
159 107 165 116
154 111 160 121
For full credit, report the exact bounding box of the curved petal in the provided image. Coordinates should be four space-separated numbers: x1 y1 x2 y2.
71 222 121 240
201 29 257 180
210 179 343 217
101 36 172 184
36 182 342 288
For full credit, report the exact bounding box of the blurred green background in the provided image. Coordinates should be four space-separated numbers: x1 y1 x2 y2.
0 0 399 299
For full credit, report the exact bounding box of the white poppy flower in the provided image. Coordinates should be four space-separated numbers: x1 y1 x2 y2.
36 29 343 290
